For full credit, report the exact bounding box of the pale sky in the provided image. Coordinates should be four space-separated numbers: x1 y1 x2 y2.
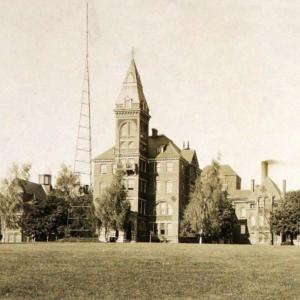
1 0 300 190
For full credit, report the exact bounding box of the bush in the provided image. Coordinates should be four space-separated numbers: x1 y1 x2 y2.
281 241 293 246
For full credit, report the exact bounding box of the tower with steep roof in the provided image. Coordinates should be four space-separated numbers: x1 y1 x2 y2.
93 57 200 243
113 58 150 240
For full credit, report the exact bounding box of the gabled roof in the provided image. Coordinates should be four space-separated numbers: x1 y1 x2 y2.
18 179 47 201
148 135 181 159
93 147 115 161
219 165 240 178
259 177 282 198
181 149 199 168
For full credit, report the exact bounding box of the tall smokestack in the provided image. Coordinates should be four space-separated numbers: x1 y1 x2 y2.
282 179 286 198
251 179 255 192
261 161 268 182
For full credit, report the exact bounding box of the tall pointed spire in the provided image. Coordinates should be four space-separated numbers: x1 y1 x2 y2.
116 56 149 114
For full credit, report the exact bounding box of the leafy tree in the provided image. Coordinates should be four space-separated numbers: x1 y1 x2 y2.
95 169 130 241
54 164 95 238
183 160 236 243
271 191 300 244
20 192 69 241
55 164 80 199
0 163 31 230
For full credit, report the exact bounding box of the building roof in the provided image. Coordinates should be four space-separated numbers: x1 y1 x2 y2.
260 177 282 198
181 149 199 167
116 59 149 113
93 147 115 161
219 165 240 178
230 189 252 200
148 135 181 159
18 179 47 201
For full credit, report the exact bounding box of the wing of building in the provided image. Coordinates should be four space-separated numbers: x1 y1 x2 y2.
1 177 49 243
93 59 200 242
219 161 284 245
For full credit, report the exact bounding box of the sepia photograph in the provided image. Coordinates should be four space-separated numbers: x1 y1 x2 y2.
0 1 300 299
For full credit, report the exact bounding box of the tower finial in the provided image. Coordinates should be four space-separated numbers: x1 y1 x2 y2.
131 47 135 60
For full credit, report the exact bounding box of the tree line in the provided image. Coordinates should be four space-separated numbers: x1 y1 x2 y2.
0 161 299 243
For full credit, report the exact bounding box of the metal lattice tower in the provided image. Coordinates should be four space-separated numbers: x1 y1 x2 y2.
67 2 95 238
74 1 92 187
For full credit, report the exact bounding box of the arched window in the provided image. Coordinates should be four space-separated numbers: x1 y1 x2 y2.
120 142 127 149
128 122 137 136
120 123 128 137
128 141 135 149
120 121 136 137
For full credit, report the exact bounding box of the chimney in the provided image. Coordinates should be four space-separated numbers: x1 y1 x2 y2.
39 174 52 194
183 141 185 149
261 161 268 182
187 141 190 150
282 179 286 198
152 128 158 137
251 179 255 192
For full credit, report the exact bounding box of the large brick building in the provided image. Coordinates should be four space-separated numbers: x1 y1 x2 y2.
93 59 200 242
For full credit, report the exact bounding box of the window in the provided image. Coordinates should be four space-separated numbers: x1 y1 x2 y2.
259 216 264 226
127 179 134 190
139 180 147 193
156 163 161 173
166 162 173 173
128 141 135 149
156 181 160 192
160 202 167 215
100 165 107 174
250 215 256 226
250 203 255 209
241 225 246 235
158 202 173 216
125 98 132 108
139 200 146 215
120 121 136 137
112 164 117 174
157 145 166 154
128 121 137 136
166 181 173 193
258 197 264 209
139 160 147 172
160 223 165 235
99 183 108 194
241 207 246 218
120 123 128 137
128 158 135 167
167 223 172 236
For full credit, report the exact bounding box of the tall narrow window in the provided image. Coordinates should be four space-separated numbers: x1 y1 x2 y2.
100 165 107 174
160 202 167 215
156 181 160 192
128 179 134 190
241 207 246 218
156 163 161 173
241 225 246 235
166 162 173 173
166 181 173 193
259 216 264 226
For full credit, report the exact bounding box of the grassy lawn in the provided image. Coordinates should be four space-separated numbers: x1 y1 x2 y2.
0 243 300 299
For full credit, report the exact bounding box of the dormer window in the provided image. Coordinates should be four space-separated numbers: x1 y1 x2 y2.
157 145 166 154
125 98 133 108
